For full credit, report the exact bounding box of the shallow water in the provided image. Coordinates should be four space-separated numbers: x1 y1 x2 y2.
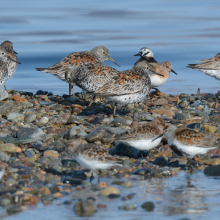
3 171 220 220
1 0 220 95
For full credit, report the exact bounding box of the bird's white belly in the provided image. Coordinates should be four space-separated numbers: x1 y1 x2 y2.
150 74 168 87
173 139 217 157
123 137 162 151
200 69 220 80
75 155 116 170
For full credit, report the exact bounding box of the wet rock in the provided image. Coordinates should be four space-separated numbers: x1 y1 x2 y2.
133 168 151 175
99 187 120 196
113 118 131 127
63 177 83 186
108 194 120 199
204 164 220 176
141 201 155 211
190 100 204 107
24 113 36 123
74 199 97 217
40 155 61 169
97 203 107 209
110 143 141 158
156 167 172 177
179 93 188 99
16 127 46 141
41 194 54 205
38 186 51 198
187 123 200 129
153 157 168 167
0 90 8 101
118 204 137 210
7 205 22 215
61 159 78 169
204 158 220 166
204 125 217 133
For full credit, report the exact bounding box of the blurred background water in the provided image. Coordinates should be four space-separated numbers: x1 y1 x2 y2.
1 0 220 95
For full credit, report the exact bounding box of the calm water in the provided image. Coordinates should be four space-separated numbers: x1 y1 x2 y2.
1 0 220 219
1 0 220 95
3 172 220 220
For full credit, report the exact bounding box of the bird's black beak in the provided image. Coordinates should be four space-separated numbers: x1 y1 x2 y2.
171 69 178 75
151 133 164 142
134 53 140 56
14 51 18 55
8 56 21 64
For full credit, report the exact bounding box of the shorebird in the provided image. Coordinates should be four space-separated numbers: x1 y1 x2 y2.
116 118 165 152
134 47 177 90
68 141 121 181
187 53 220 80
153 124 219 165
36 46 119 97
92 61 164 116
1 41 19 91
0 46 20 89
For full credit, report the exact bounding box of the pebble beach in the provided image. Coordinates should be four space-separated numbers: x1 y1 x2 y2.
0 89 219 218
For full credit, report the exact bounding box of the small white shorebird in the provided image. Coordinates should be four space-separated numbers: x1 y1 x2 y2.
1 40 19 91
116 118 165 152
187 53 220 80
134 47 177 90
68 141 122 181
153 124 219 162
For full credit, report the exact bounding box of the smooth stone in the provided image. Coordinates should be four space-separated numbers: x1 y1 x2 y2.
49 104 63 111
118 204 137 210
62 177 82 186
40 155 61 169
74 199 97 217
7 113 24 121
197 112 209 120
0 102 33 116
0 90 8 101
0 136 36 145
180 100 189 108
101 117 114 124
0 198 11 207
68 126 87 138
24 113 36 123
141 201 155 211
133 168 153 176
173 114 183 120
153 157 168 167
0 143 17 153
16 127 46 141
39 101 56 106
99 187 120 196
187 123 200 129
113 118 131 127
61 159 78 169
190 100 204 107
66 115 85 125
204 158 220 166
0 151 10 162
204 164 220 176
44 150 59 159
67 97 79 103
39 116 49 124
110 143 141 159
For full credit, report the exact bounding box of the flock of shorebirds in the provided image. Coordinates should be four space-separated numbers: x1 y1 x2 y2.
0 40 220 179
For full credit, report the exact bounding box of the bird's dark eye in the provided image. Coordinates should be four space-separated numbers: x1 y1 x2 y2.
103 51 106 54
2 53 4 55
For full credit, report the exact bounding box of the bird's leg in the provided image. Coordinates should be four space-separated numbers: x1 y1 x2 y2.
98 170 101 183
152 87 161 93
71 86 75 97
68 83 72 98
186 158 194 172
134 103 140 114
4 85 8 92
88 96 95 107
113 103 117 117
90 171 94 183
83 90 87 100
